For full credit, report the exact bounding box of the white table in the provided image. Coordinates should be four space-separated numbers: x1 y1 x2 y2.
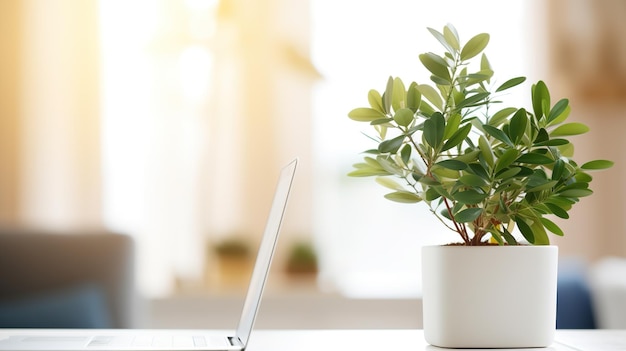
1 329 625 351
245 329 626 351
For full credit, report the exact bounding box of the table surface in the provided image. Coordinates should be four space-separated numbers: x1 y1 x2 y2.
1 329 625 351
245 329 626 351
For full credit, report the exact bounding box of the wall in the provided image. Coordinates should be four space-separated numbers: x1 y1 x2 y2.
0 0 22 225
0 0 103 230
547 0 626 260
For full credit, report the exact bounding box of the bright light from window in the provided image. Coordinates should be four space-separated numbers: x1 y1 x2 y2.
178 46 213 103
99 1 217 296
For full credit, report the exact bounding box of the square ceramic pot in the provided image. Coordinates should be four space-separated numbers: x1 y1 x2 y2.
422 245 558 348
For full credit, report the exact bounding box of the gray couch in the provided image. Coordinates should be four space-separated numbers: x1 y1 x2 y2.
0 228 135 328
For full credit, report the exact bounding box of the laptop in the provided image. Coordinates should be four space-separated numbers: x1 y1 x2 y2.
0 158 299 351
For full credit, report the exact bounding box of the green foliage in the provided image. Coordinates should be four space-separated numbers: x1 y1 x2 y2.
286 242 318 274
214 238 251 257
347 24 613 246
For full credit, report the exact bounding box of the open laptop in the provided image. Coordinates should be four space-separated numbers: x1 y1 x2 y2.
0 158 299 351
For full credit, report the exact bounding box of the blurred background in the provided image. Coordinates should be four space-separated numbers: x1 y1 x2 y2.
0 0 625 330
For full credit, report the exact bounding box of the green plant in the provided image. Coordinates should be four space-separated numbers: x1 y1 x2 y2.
286 241 318 274
213 237 251 258
348 24 613 246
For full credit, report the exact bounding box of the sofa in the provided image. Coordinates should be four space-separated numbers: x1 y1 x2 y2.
0 228 135 328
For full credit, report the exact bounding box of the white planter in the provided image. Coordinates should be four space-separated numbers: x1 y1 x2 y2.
421 245 558 348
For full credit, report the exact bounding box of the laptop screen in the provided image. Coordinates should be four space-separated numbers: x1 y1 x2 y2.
234 158 298 347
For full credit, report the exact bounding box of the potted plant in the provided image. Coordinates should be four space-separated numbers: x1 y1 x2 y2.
347 24 612 348
211 237 253 287
285 241 319 276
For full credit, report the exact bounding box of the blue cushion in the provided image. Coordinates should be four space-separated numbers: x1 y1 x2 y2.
557 260 596 329
0 284 111 328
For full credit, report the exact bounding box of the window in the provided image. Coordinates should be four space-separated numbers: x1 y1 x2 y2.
98 0 540 298
99 0 219 296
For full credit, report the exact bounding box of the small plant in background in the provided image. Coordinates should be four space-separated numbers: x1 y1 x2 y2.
348 24 612 246
286 241 318 275
209 236 254 287
213 237 251 258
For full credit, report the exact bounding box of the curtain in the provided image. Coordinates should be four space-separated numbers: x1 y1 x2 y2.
0 0 315 297
99 0 315 297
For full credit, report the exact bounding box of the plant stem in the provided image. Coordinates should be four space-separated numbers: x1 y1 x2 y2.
443 197 470 245
440 52 473 244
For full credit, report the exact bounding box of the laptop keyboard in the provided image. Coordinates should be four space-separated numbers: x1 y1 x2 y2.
86 335 210 348
193 336 208 347
132 335 207 348
87 336 115 347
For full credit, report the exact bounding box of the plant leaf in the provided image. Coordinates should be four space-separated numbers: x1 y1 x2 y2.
391 77 406 112
527 180 558 193
558 142 574 158
384 191 422 203
514 216 535 243
496 77 526 92
460 33 490 61
454 149 481 164
436 159 467 170
348 168 389 177
406 82 421 111
575 172 593 183
417 84 443 111
444 113 461 140
453 190 488 204
581 160 614 170
427 27 455 54
459 174 487 187
419 176 440 186
483 124 514 147
443 25 460 51
419 53 451 83
558 188 594 198
376 177 405 191
455 92 490 110
508 108 528 144
468 163 490 180
552 159 565 180
425 188 441 202
495 149 520 174
348 108 386 122
349 159 389 177
495 166 521 180
547 105 571 126
547 197 575 209
480 53 492 71
370 118 393 126
550 122 590 137
559 182 589 191
393 108 414 127
477 135 494 167
455 208 483 222
489 107 517 127
400 144 411 166
367 89 384 113
531 218 550 245
378 135 405 154
545 203 569 219
383 76 393 113
516 153 554 165
501 227 519 245
442 123 471 151
541 217 564 236
532 81 550 119
423 112 445 149
547 98 569 124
